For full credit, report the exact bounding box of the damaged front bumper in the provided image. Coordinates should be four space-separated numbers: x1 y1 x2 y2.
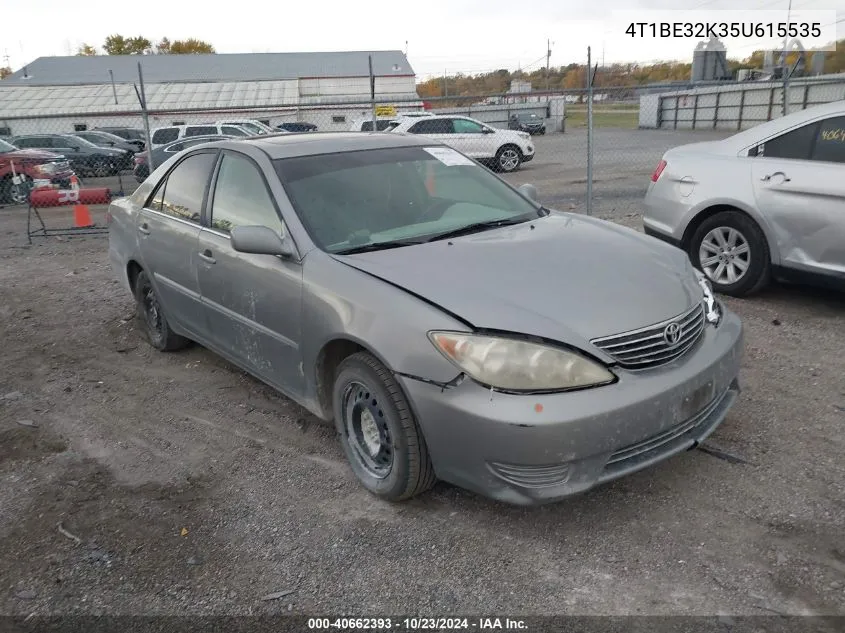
396 310 744 505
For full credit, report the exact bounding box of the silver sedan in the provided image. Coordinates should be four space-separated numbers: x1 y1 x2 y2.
108 132 743 505
643 100 845 297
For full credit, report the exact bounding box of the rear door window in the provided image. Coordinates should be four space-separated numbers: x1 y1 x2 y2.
149 152 217 222
185 126 217 137
758 122 818 160
221 126 248 136
152 128 179 144
408 119 453 134
810 116 845 164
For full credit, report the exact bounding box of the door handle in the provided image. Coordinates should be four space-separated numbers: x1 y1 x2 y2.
761 172 791 182
138 222 150 235
198 249 216 264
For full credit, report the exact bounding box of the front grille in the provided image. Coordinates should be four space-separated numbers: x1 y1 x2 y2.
590 303 705 370
488 462 571 489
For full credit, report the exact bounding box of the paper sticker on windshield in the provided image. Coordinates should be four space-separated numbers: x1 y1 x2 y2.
423 147 474 166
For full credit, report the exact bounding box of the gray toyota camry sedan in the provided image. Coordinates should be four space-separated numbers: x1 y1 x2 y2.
108 132 744 506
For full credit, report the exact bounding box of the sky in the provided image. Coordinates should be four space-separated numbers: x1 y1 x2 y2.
2 0 843 80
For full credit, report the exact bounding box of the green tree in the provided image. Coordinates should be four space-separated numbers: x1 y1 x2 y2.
76 43 98 56
0 66 11 80
169 38 215 54
103 34 153 55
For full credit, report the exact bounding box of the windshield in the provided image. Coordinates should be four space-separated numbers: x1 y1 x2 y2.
236 122 265 135
0 139 18 152
274 145 541 254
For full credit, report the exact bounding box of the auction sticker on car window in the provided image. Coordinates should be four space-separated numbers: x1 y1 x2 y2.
423 147 474 166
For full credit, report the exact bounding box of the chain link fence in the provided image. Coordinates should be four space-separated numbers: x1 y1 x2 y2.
3 57 845 221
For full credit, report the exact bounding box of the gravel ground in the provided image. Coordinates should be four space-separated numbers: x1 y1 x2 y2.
0 139 844 620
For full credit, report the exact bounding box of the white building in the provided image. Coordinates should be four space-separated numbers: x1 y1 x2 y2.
0 51 423 136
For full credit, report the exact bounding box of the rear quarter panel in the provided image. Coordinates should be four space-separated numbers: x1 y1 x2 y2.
645 150 782 266
108 196 142 295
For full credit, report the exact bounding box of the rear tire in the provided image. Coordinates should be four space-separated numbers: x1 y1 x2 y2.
495 144 522 173
134 270 189 351
332 351 436 501
688 210 770 297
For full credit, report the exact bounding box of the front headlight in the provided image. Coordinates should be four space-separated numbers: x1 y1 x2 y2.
428 331 615 392
517 131 530 140
694 269 722 326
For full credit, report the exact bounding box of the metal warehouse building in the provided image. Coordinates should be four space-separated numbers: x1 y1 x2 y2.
0 51 422 136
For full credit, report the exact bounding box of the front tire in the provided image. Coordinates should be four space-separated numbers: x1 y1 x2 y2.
688 210 770 297
495 145 522 173
332 352 436 501
134 270 189 351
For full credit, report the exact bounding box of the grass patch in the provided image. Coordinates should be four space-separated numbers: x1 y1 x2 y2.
565 107 639 129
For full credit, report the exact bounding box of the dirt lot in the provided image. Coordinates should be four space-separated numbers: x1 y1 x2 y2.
1 179 844 618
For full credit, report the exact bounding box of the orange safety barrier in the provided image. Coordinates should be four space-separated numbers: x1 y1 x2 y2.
26 186 111 244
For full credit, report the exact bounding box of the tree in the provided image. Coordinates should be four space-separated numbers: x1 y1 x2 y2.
77 43 98 56
169 38 215 54
103 34 153 55
155 37 172 55
0 66 11 80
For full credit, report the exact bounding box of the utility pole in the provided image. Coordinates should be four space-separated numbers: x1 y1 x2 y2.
545 39 552 93
443 69 447 98
782 0 793 115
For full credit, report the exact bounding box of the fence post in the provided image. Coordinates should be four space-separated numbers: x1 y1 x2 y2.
586 46 593 217
713 91 720 129
136 62 155 172
738 89 745 131
368 56 377 132
766 86 775 121
673 96 679 130
656 97 663 129
692 94 699 130
802 84 809 110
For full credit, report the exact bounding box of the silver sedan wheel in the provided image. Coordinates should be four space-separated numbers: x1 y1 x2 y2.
699 226 751 286
498 148 520 172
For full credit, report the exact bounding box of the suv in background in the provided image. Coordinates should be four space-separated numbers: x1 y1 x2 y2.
349 117 398 132
10 133 131 177
509 112 546 135
389 115 534 172
0 138 76 204
149 123 253 148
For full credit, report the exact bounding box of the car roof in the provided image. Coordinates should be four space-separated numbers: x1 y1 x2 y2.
201 131 442 159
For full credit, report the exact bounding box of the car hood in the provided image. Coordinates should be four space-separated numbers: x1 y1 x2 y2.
1 148 64 161
332 212 701 346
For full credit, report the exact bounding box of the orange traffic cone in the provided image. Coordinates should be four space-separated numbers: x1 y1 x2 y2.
73 204 93 228
69 174 80 190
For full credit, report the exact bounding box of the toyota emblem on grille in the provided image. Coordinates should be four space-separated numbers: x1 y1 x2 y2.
663 322 682 347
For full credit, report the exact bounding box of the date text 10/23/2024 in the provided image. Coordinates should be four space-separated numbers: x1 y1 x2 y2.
307 617 528 630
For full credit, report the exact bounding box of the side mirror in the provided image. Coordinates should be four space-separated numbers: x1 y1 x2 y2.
518 183 538 202
231 225 294 258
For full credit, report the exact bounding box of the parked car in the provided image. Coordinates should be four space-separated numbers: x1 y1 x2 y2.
216 120 276 135
0 138 76 204
73 130 138 168
108 132 743 505
389 114 534 172
276 122 318 133
149 124 253 148
349 117 398 132
644 100 845 297
95 127 147 149
509 112 546 135
133 135 237 182
10 134 131 178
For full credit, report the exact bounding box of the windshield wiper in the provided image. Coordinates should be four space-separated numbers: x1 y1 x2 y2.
424 217 529 242
334 239 428 255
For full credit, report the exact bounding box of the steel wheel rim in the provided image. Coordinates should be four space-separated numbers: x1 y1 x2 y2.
699 226 751 285
142 286 163 339
341 381 393 479
499 149 519 171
